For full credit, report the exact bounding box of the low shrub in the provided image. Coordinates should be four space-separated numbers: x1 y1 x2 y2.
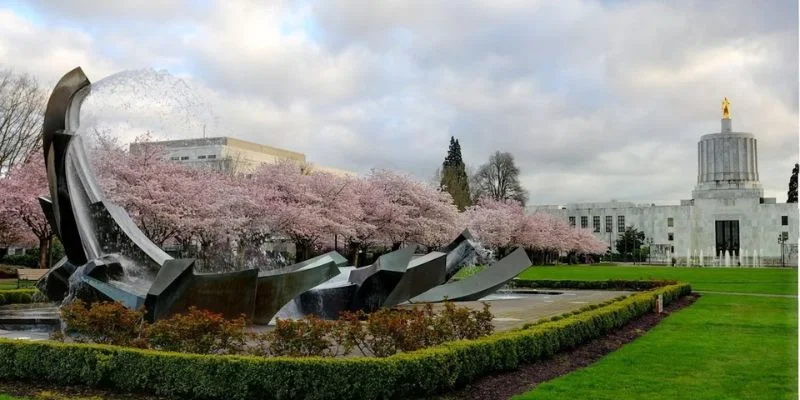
0 282 691 399
0 289 39 305
514 279 677 291
59 300 145 347
252 303 494 358
145 307 247 355
1 253 39 268
258 315 336 357
59 299 494 359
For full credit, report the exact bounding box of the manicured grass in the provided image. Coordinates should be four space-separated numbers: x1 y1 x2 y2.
0 279 17 290
515 293 798 400
518 265 798 295
0 395 28 400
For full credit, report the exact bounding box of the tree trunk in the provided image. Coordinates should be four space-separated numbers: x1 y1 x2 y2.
38 236 50 269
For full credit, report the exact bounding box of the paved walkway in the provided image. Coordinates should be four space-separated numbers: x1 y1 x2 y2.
402 290 631 331
695 290 797 298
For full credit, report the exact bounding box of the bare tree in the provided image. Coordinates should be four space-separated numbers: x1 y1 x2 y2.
471 151 529 206
0 69 45 174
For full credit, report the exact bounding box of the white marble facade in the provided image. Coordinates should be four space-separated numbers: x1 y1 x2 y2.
528 117 799 266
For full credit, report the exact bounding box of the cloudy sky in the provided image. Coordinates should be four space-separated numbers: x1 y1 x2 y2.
1 0 797 204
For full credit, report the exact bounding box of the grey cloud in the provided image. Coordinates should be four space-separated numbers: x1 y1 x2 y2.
0 0 795 205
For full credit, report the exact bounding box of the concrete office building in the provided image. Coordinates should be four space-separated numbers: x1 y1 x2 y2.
130 136 353 177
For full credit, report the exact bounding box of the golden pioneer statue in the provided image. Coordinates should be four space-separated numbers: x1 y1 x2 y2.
722 97 731 119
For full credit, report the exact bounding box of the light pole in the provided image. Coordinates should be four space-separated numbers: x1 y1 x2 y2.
778 233 787 268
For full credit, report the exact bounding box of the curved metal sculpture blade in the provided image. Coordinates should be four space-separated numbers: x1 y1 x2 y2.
41 67 172 272
252 252 342 324
409 247 531 303
382 251 446 307
41 68 93 264
349 246 415 312
296 280 358 320
35 257 76 302
154 268 260 320
442 229 477 281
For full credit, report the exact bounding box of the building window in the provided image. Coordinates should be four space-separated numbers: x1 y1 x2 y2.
580 216 588 229
782 216 788 226
617 216 625 232
667 217 674 227
593 216 600 232
170 156 179 161
180 156 189 161
668 233 674 241
198 155 207 159
568 217 575 227
605 216 613 232
783 232 789 241
207 155 217 159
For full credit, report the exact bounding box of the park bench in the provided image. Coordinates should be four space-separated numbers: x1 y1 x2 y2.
16 268 47 289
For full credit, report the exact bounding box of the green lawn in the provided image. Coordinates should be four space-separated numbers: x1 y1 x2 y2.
518 265 798 295
515 294 797 399
513 266 798 400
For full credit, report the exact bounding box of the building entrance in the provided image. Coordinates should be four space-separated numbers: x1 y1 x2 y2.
715 220 740 256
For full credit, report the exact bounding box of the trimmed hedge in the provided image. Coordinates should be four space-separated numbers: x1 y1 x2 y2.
0 283 691 400
0 289 38 306
514 279 677 291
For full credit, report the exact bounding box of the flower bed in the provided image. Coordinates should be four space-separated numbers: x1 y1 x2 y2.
0 282 691 400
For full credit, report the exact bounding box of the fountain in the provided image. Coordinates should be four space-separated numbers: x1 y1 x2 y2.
686 249 691 267
31 67 533 325
699 249 704 267
738 250 743 267
724 250 731 268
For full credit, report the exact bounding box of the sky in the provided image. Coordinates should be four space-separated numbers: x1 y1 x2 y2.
0 0 797 205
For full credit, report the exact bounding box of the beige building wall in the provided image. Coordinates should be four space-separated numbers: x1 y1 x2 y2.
223 138 306 174
132 136 354 177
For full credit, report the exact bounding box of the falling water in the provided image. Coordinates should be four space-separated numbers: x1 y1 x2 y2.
724 250 731 267
699 249 704 267
738 250 743 267
270 299 302 323
753 250 759 268
686 249 691 267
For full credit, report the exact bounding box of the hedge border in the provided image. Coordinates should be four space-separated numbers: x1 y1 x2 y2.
0 282 691 400
0 289 38 306
513 278 678 291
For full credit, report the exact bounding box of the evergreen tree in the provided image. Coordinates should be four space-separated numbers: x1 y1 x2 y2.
788 163 799 203
440 136 471 211
615 226 645 260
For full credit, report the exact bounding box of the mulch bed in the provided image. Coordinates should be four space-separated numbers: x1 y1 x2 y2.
433 293 700 400
0 294 698 400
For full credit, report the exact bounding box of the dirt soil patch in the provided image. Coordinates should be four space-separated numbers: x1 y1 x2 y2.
432 293 699 400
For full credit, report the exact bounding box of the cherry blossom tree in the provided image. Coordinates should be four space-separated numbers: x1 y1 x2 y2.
461 199 608 263
248 161 359 262
461 198 526 256
0 154 53 267
365 169 459 251
94 135 194 247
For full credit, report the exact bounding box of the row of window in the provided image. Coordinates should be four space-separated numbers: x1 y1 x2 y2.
169 154 217 161
570 216 791 231
569 215 626 233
